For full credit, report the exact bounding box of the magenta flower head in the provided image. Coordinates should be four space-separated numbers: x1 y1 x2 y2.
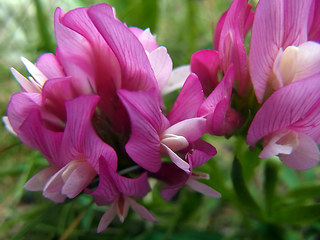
247 75 320 170
3 2 222 232
4 3 172 203
249 0 320 103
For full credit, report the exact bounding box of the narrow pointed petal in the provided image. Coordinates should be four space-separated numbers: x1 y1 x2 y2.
97 202 117 233
129 198 156 222
161 143 190 173
166 73 204 125
2 116 17 136
279 133 320 170
20 56 47 86
10 68 40 93
24 166 60 191
161 65 190 95
186 178 221 198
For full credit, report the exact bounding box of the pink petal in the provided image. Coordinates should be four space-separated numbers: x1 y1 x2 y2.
186 178 221 198
148 47 172 90
282 0 312 48
129 27 159 53
42 165 68 202
128 198 156 222
19 110 63 167
36 53 65 79
308 0 320 42
190 50 219 96
249 0 284 103
10 68 40 93
166 73 204 125
164 117 206 143
24 166 60 191
118 89 167 172
61 161 96 198
161 143 190 173
97 202 117 233
188 139 217 168
91 158 119 205
88 6 157 91
161 65 190 95
279 133 320 170
62 95 117 172
198 65 234 117
247 75 320 146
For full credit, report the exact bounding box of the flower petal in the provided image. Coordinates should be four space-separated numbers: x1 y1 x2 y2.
186 178 221 198
118 89 166 172
128 198 156 222
161 65 190 95
88 5 157 91
24 166 60 191
166 73 204 125
36 53 65 79
279 133 320 170
97 202 117 233
247 75 320 145
161 143 190 173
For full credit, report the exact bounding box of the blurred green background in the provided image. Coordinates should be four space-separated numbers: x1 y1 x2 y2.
1 0 320 239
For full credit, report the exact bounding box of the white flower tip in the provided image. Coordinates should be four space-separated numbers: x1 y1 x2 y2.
2 116 17 136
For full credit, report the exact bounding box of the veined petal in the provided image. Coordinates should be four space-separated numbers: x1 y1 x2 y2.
88 6 157 91
249 0 284 103
308 0 320 42
119 89 166 172
282 0 312 48
166 73 204 125
247 75 320 145
62 95 117 171
188 139 217 168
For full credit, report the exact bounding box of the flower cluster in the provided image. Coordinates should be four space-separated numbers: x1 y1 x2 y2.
3 0 320 232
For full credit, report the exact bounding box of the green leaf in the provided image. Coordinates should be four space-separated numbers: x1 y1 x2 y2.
284 184 320 202
273 204 320 224
231 157 262 218
264 159 280 214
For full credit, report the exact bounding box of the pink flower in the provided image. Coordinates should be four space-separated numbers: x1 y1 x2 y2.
22 95 117 202
91 158 155 232
249 0 320 103
247 75 320 170
5 3 171 202
118 74 208 174
153 139 220 201
214 0 254 95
